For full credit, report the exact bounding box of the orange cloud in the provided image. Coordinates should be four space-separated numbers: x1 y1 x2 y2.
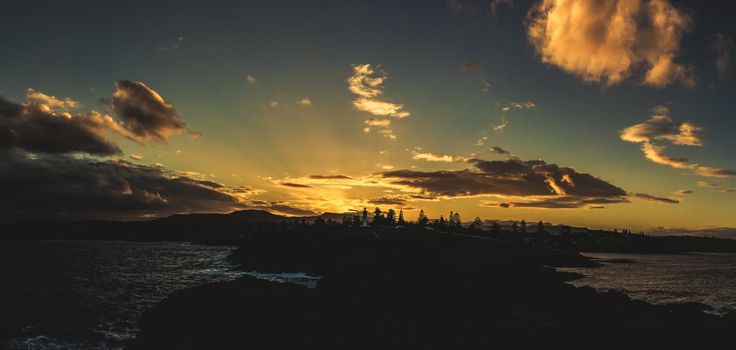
527 0 694 87
621 107 736 177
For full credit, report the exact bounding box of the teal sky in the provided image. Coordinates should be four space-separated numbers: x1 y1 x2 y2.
1 0 735 229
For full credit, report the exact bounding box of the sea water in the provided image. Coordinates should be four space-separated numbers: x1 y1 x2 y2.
0 241 245 349
558 252 736 315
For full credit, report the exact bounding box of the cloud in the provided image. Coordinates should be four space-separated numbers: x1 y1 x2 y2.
501 101 535 112
0 151 245 222
710 32 735 79
246 74 258 84
496 196 628 209
296 98 312 106
308 174 354 180
280 182 313 188
25 89 80 110
490 146 511 155
110 80 189 143
352 98 410 119
368 196 408 206
621 107 736 177
492 118 508 131
129 154 143 161
631 192 679 204
412 151 466 162
0 95 123 156
365 118 391 127
379 129 397 140
697 181 736 193
268 100 280 108
381 157 627 208
157 36 184 51
673 189 693 196
448 0 514 18
348 64 410 118
620 107 702 146
460 60 479 72
526 0 694 87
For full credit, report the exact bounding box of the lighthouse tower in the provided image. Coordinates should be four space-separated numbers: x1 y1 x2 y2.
361 207 369 227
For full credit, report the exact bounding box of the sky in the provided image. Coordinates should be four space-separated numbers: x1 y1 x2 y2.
1 0 735 231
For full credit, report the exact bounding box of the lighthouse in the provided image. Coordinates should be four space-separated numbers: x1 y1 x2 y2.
361 207 369 227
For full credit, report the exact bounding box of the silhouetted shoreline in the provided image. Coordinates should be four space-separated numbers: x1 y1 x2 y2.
126 226 736 349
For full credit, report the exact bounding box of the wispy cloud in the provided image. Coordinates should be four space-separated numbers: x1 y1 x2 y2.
158 36 184 51
412 151 466 163
527 0 694 87
697 181 736 193
501 101 535 112
710 32 735 79
621 106 735 178
492 118 508 131
631 192 679 204
245 74 257 84
348 64 409 139
296 98 312 106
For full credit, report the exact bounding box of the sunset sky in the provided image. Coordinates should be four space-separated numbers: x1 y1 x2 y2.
1 0 735 230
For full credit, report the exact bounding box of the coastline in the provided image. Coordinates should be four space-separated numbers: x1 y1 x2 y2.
127 227 736 349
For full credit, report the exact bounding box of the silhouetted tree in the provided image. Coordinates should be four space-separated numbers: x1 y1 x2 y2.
314 217 325 226
373 207 384 225
469 217 483 231
417 209 429 226
511 221 518 233
520 220 527 233
452 212 461 229
537 220 544 233
397 209 406 226
434 215 447 229
386 209 396 225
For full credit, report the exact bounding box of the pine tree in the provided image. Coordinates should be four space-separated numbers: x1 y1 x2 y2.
417 209 429 226
373 207 384 225
470 217 483 231
452 212 461 228
537 220 544 233
397 209 406 225
520 220 527 233
386 209 396 225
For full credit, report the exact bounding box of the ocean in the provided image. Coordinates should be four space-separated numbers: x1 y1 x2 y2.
0 241 245 350
558 252 736 315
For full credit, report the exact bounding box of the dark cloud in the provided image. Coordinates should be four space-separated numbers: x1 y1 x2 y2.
505 196 629 209
448 0 513 17
489 146 511 155
631 193 679 204
382 158 627 209
460 60 479 72
0 151 244 222
710 32 735 79
110 80 188 142
0 96 122 156
368 196 408 206
309 174 353 180
280 182 313 188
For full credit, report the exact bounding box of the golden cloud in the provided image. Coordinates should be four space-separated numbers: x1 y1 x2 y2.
527 0 694 87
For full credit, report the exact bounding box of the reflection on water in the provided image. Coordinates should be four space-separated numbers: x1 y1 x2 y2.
0 241 244 350
558 252 736 315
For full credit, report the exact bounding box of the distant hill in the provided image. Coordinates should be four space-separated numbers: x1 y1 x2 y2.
647 227 736 240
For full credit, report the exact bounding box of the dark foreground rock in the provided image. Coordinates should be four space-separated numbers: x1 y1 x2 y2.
129 228 736 349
